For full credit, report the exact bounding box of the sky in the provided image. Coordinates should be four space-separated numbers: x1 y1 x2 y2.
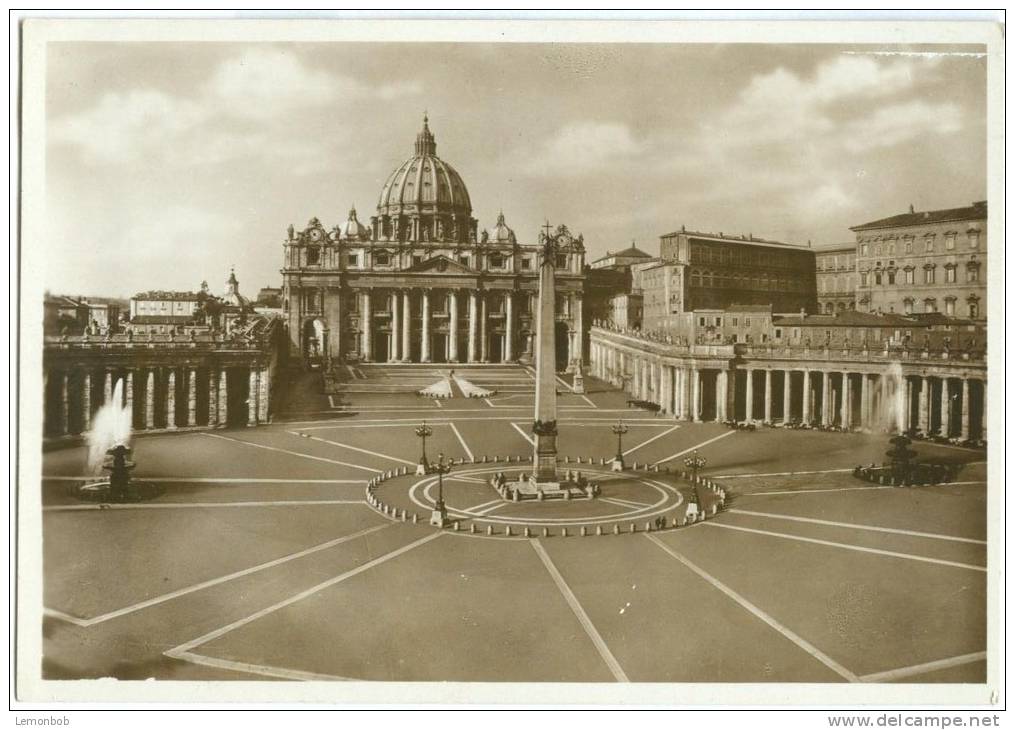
44 42 987 298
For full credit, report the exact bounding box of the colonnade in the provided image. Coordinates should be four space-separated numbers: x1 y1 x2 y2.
44 363 271 438
588 340 986 440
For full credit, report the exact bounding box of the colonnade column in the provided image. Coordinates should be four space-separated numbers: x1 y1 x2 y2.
821 371 832 426
166 369 177 430
763 369 772 423
258 367 270 423
782 371 792 425
467 291 478 363
146 369 156 430
401 291 411 363
745 369 754 422
918 376 930 433
420 290 431 363
801 370 811 426
905 378 913 432
217 370 228 426
691 368 701 421
247 368 259 426
187 368 197 426
673 367 684 418
59 372 69 435
840 372 850 429
960 378 971 441
716 370 727 423
124 372 133 424
860 373 869 429
361 292 372 362
390 291 400 362
940 377 951 436
449 291 459 362
103 370 112 406
206 369 217 427
81 372 91 431
505 293 514 362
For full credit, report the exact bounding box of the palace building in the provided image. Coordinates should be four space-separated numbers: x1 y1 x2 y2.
281 116 586 369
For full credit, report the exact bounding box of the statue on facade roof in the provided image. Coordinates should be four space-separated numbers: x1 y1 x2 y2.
287 224 294 240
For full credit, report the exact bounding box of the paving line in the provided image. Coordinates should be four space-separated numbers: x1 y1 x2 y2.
448 423 475 461
42 477 365 484
200 433 381 474
170 650 355 681
727 509 987 545
645 533 859 683
602 496 653 509
530 540 629 682
744 486 889 497
473 501 510 516
654 430 736 465
48 524 391 627
710 468 854 479
858 651 987 683
166 532 443 657
622 425 680 457
289 431 416 466
43 500 367 513
704 522 986 572
511 423 535 446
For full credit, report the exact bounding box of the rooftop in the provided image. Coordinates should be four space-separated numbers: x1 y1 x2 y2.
132 291 204 301
850 201 987 232
773 311 925 328
661 227 807 250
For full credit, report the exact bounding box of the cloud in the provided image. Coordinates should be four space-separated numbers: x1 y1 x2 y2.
525 121 645 175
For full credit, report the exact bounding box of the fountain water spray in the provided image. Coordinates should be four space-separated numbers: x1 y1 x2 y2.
86 378 132 472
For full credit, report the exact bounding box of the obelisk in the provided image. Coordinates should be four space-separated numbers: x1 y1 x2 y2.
531 224 559 484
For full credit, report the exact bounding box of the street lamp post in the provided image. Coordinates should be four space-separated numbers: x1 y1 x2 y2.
414 420 433 475
611 418 629 472
429 452 450 528
683 449 707 503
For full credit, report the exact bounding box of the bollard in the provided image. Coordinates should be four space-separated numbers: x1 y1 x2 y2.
453 521 460 531
600 457 606 466
581 526 588 537
645 521 653 532
562 527 568 538
680 517 686 526
613 524 620 535
596 525 603 536
632 462 638 470
672 516 679 528
630 523 637 533
524 527 532 538
487 524 493 536
401 511 407 522
565 455 570 464
470 523 476 534
542 527 549 538
412 513 419 524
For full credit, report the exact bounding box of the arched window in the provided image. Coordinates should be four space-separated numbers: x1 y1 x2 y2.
966 262 980 283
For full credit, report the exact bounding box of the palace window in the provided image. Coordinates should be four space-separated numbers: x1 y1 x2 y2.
968 299 979 318
887 270 896 285
860 272 869 286
904 239 913 254
903 298 914 314
714 316 722 327
698 316 706 327
732 317 738 327
306 247 321 265
904 267 915 285
945 233 956 250
775 328 782 339
944 265 957 283
924 266 936 284
967 230 980 248
875 244 882 257
745 317 751 326
860 243 869 256
874 272 883 286
967 263 980 283
924 236 935 253
924 298 937 313
944 298 956 316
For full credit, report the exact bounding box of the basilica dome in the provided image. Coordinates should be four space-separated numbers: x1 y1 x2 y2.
376 115 473 219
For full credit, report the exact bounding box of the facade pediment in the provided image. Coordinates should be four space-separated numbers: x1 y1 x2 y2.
406 255 474 275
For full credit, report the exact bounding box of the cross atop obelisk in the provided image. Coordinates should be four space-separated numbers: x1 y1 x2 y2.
531 223 559 483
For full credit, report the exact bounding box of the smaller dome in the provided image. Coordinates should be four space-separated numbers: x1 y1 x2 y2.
488 211 516 244
338 206 371 241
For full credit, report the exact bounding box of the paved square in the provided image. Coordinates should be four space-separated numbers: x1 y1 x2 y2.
42 366 987 683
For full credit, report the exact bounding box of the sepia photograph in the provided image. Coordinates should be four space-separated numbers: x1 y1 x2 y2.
14 15 1004 709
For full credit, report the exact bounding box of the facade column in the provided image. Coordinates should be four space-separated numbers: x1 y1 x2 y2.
940 377 951 436
641 360 651 401
187 368 197 426
505 292 514 362
361 291 372 362
467 291 478 362
479 293 488 362
691 368 701 421
673 367 683 418
390 291 400 362
81 371 92 431
860 373 869 429
918 376 930 433
59 372 69 435
206 369 217 427
801 370 811 426
166 369 177 430
821 371 832 426
449 290 459 362
247 368 259 426
146 369 156 430
573 296 583 367
745 368 754 422
782 370 792 425
716 370 727 423
217 369 228 426
959 378 971 441
763 369 772 423
420 289 431 363
841 372 850 429
401 291 411 363
905 378 913 432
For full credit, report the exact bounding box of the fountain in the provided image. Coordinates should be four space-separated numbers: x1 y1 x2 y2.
853 432 956 487
72 378 162 503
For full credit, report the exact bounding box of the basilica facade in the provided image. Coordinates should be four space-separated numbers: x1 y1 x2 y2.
281 116 586 368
